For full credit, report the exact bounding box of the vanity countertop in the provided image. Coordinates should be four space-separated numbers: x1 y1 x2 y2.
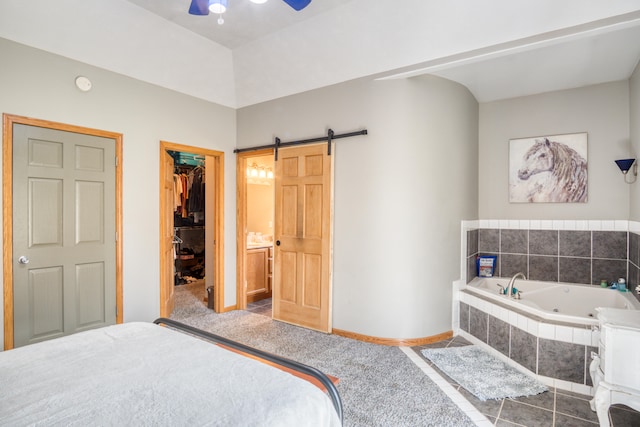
247 243 273 250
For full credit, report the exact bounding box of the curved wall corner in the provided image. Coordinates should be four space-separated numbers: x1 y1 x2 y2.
332 75 479 340
237 74 478 340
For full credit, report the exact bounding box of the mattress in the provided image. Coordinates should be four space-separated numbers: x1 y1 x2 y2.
0 322 341 426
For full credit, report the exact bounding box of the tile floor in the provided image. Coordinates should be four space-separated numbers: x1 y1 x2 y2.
413 336 640 427
244 298 640 426
246 298 272 317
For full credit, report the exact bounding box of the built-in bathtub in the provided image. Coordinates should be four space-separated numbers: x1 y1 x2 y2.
457 277 640 395
466 277 640 325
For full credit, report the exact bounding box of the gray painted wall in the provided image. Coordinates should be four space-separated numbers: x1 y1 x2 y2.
1 36 479 341
0 38 238 347
2 34 637 343
479 81 631 220
630 62 640 221
237 75 479 338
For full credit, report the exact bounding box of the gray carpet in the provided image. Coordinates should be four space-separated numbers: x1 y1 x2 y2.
422 346 548 401
170 282 476 427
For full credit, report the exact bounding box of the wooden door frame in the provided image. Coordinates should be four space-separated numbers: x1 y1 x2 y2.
2 113 124 350
159 141 224 315
235 149 273 310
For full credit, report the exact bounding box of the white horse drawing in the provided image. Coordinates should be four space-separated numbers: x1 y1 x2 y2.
513 138 587 203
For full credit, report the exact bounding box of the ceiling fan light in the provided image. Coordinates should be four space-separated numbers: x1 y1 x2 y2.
188 0 209 15
282 0 311 11
209 0 227 14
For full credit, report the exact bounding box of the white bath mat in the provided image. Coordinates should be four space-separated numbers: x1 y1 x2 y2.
421 345 548 401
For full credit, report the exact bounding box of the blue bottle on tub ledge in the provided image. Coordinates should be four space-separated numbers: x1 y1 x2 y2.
609 278 627 292
617 278 627 292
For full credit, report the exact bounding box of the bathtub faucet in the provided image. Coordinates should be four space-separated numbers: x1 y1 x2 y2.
506 272 526 299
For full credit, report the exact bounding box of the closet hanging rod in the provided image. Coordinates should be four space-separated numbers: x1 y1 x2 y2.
233 128 368 157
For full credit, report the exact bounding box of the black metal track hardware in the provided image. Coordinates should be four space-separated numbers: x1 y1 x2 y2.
275 137 281 161
234 128 367 158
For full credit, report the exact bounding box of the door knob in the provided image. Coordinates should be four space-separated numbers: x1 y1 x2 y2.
18 256 29 264
276 240 281 246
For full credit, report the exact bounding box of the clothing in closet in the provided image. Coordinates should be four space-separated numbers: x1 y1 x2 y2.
173 166 205 221
172 162 206 283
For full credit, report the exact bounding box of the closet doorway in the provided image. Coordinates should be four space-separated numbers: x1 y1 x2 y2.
159 141 224 316
236 150 275 312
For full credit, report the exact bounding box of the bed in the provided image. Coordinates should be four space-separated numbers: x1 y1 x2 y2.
0 318 342 426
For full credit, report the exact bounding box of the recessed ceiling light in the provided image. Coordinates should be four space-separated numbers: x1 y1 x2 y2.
250 0 268 4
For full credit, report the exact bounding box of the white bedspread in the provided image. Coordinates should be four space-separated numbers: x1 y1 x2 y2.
0 322 341 426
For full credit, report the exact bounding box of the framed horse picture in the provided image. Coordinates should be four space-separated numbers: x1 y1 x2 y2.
509 132 588 203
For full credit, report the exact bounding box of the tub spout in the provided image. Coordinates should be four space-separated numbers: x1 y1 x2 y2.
506 272 526 299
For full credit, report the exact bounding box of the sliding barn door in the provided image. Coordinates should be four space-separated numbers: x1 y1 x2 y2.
273 143 333 333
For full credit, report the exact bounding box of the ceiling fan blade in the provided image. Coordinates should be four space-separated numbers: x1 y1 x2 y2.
189 0 210 15
282 0 311 11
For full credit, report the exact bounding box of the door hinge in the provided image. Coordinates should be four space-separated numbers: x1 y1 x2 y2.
115 231 118 242
115 156 119 167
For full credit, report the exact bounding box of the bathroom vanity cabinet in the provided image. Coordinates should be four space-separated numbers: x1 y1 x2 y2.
590 308 640 426
246 246 273 303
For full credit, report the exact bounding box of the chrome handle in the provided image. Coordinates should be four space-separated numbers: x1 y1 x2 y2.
18 256 29 264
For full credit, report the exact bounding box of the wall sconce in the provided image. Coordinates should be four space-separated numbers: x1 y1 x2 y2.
614 158 638 184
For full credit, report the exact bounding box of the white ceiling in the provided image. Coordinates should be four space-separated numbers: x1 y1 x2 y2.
126 0 353 49
1 0 640 107
379 14 640 103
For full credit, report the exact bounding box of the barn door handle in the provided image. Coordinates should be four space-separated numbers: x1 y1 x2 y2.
276 240 281 246
18 256 29 264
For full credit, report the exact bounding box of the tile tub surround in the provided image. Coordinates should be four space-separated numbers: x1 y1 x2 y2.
465 221 640 300
630 231 640 297
412 336 640 427
458 290 599 395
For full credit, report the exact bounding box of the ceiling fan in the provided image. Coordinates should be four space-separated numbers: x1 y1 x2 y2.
189 0 312 16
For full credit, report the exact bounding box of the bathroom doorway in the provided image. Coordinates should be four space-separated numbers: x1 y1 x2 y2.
236 142 333 332
236 150 274 313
